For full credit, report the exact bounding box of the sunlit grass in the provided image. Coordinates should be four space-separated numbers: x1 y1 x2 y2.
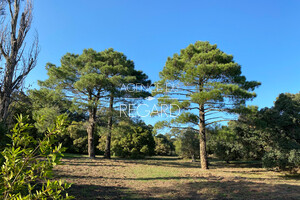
54 155 300 199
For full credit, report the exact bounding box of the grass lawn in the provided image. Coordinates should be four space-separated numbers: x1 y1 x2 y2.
54 155 300 200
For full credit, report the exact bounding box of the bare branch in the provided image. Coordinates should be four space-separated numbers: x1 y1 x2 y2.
0 0 38 122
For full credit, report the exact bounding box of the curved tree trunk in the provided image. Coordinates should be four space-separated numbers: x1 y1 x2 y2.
199 103 208 169
104 94 114 159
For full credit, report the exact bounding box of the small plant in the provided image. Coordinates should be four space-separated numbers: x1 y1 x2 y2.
0 115 73 200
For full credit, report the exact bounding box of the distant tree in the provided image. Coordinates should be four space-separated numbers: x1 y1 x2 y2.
0 0 39 122
260 93 300 173
27 87 92 154
98 119 155 158
207 125 243 163
28 84 76 133
226 93 300 173
230 106 265 160
67 121 89 153
154 134 173 156
153 41 260 169
174 128 199 162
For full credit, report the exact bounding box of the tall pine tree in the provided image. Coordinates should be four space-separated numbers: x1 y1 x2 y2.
153 41 260 169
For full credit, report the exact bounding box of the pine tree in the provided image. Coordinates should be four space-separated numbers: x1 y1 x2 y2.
41 48 150 158
153 41 260 169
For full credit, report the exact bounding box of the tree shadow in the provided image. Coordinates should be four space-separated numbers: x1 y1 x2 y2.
122 160 202 169
138 176 300 200
63 155 263 170
209 159 262 169
121 158 262 170
64 175 300 200
56 156 300 199
67 184 131 200
61 162 123 167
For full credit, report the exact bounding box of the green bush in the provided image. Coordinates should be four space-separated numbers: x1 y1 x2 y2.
0 115 73 200
210 141 243 163
66 121 88 154
98 121 155 159
259 93 300 173
207 125 244 162
262 148 300 173
174 129 199 161
154 134 173 156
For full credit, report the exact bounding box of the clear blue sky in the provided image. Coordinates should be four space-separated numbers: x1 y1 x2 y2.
26 0 300 125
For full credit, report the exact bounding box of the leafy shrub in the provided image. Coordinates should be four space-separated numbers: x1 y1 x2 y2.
207 125 244 162
66 121 88 154
154 134 173 156
259 93 300 173
262 148 300 173
210 141 243 163
112 125 155 158
98 121 155 159
0 115 73 200
174 129 199 161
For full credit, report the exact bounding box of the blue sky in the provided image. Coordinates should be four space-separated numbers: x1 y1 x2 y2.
26 0 300 125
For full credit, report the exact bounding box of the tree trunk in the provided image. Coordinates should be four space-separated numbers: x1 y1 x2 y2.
0 1 38 123
87 107 96 158
104 95 114 159
192 154 195 162
0 92 11 123
199 104 208 169
0 57 16 123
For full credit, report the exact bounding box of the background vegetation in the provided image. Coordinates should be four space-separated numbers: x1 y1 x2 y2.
0 0 299 199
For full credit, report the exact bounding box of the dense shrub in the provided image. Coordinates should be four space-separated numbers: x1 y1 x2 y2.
98 120 155 158
211 141 243 163
207 125 243 162
65 121 89 154
262 148 300 173
154 134 173 156
174 129 199 161
259 93 300 173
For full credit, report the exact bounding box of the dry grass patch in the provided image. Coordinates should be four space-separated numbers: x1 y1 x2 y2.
53 155 300 199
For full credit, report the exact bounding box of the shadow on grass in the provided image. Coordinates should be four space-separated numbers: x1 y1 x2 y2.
56 173 294 183
56 157 300 199
67 184 135 200
61 162 124 167
198 159 263 169
120 159 262 170
121 159 202 169
68 184 173 200
62 155 263 169
65 175 300 200
142 178 300 200
280 173 300 180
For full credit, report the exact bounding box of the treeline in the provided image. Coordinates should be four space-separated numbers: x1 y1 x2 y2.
0 48 155 159
0 44 299 172
1 70 299 173
209 93 300 173
173 92 300 173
